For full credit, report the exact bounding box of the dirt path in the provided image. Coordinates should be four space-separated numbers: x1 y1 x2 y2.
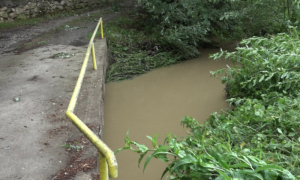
0 8 120 54
0 8 118 180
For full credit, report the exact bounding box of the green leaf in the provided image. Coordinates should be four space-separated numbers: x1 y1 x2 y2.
171 155 196 173
152 134 158 148
178 150 186 158
240 169 264 180
281 169 296 180
277 128 283 134
229 163 251 169
259 75 265 82
116 44 123 48
115 147 130 154
255 164 283 172
255 110 262 117
146 136 152 141
143 148 172 172
138 152 147 167
216 170 231 180
132 141 148 153
277 98 285 104
143 154 153 173
160 167 169 180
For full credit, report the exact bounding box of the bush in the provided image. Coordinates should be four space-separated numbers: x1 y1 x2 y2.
210 28 300 99
136 0 300 59
137 0 232 59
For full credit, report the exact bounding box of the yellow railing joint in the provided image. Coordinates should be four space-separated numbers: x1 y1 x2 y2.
66 111 118 178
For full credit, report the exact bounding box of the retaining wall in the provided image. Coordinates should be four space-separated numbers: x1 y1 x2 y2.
0 0 138 22
0 0 102 22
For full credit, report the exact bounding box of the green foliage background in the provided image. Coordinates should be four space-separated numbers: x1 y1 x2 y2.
105 1 300 179
137 0 300 59
105 0 300 82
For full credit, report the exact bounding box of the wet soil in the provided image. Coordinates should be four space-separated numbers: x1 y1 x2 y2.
0 8 122 54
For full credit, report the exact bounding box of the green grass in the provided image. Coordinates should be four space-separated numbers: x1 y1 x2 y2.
38 41 48 45
0 17 44 29
86 31 101 39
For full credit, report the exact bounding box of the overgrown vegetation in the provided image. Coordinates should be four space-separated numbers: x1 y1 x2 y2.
211 28 300 100
105 0 300 82
116 28 300 179
104 1 300 178
104 16 181 82
135 0 300 59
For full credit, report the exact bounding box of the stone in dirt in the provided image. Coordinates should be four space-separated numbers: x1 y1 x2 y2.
0 11 8 18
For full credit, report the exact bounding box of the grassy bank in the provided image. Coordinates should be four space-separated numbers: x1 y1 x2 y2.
103 14 182 82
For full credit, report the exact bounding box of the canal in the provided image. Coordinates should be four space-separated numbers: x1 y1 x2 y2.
104 41 236 180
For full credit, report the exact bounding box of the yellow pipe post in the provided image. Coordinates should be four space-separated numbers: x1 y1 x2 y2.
99 152 109 180
92 43 97 70
100 19 103 39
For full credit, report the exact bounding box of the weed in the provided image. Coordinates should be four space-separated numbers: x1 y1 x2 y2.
0 18 43 29
61 143 83 151
38 41 48 45
86 30 101 39
50 52 76 59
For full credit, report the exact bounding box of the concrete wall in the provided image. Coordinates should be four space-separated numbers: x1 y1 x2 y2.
0 0 102 22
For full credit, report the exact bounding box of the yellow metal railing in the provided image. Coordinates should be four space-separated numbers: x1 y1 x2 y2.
65 17 118 180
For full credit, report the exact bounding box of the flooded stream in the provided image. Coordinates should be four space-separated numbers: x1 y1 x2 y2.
104 42 236 180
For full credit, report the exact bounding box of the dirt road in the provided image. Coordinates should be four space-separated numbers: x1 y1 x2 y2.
0 8 115 180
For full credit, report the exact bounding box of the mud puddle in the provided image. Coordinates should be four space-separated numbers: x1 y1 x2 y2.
104 42 236 180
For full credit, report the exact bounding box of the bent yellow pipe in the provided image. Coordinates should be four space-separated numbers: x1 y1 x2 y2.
67 18 103 112
65 17 118 179
66 111 118 178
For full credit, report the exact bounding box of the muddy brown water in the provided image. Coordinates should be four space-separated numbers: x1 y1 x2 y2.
104 42 236 180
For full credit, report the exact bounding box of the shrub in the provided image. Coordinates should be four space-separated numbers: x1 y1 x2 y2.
210 28 300 99
136 0 300 59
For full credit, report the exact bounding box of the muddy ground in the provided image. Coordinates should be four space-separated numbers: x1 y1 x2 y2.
0 7 120 180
